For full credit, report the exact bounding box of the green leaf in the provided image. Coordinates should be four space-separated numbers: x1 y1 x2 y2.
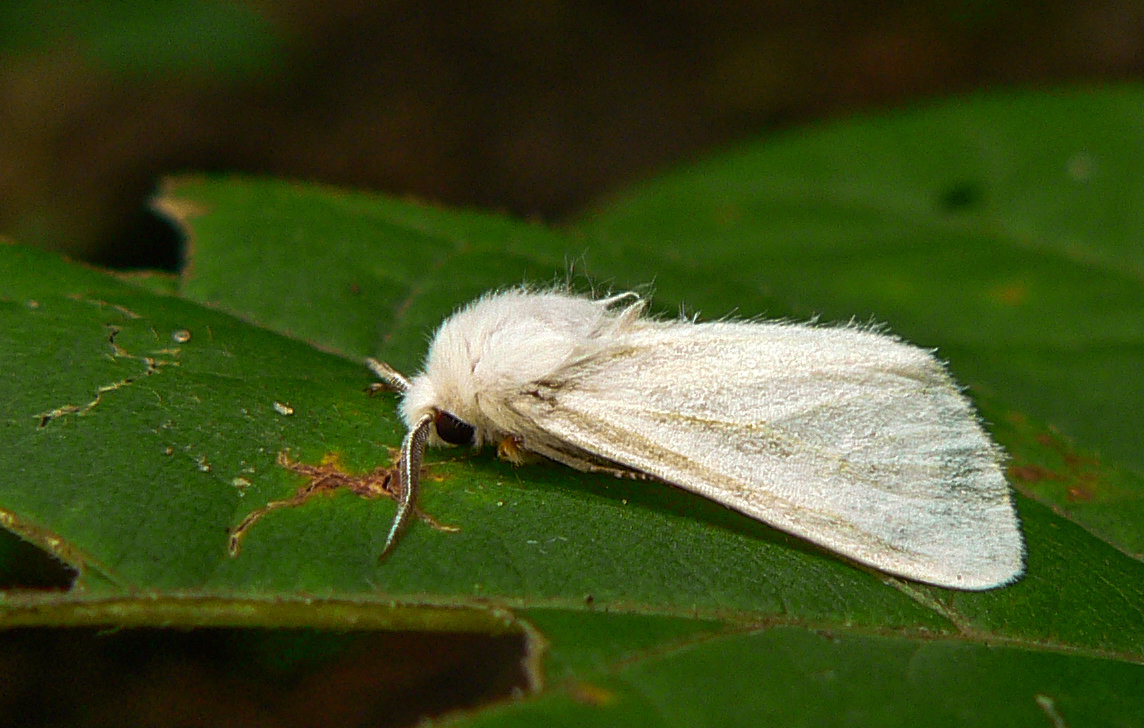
466 623 1144 727
3 84 1143 725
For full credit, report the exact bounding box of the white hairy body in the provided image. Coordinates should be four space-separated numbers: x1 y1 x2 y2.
385 288 1024 590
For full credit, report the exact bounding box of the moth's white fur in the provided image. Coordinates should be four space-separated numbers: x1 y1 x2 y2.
385 287 1025 590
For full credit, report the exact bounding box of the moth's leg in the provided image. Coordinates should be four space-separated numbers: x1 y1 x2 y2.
524 440 655 481
497 436 540 465
582 462 656 481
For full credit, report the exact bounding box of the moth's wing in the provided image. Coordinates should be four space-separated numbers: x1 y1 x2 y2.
507 321 1024 590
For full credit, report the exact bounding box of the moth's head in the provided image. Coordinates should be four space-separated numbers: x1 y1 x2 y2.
399 371 485 448
400 303 497 448
396 286 609 448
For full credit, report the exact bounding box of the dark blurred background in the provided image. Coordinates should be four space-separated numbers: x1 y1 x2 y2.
2 0 1142 270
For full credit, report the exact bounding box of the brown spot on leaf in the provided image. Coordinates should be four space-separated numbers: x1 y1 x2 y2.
228 450 455 556
1008 464 1063 483
1005 415 1107 506
1066 485 1095 503
986 281 1029 306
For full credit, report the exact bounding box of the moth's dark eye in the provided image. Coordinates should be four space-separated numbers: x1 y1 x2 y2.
434 410 475 445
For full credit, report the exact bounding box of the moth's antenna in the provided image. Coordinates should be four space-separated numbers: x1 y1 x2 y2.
379 411 433 561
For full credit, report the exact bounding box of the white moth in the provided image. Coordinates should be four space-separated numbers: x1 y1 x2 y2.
368 288 1024 590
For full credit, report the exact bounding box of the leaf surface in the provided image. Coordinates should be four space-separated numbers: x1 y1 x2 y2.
2 85 1142 726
